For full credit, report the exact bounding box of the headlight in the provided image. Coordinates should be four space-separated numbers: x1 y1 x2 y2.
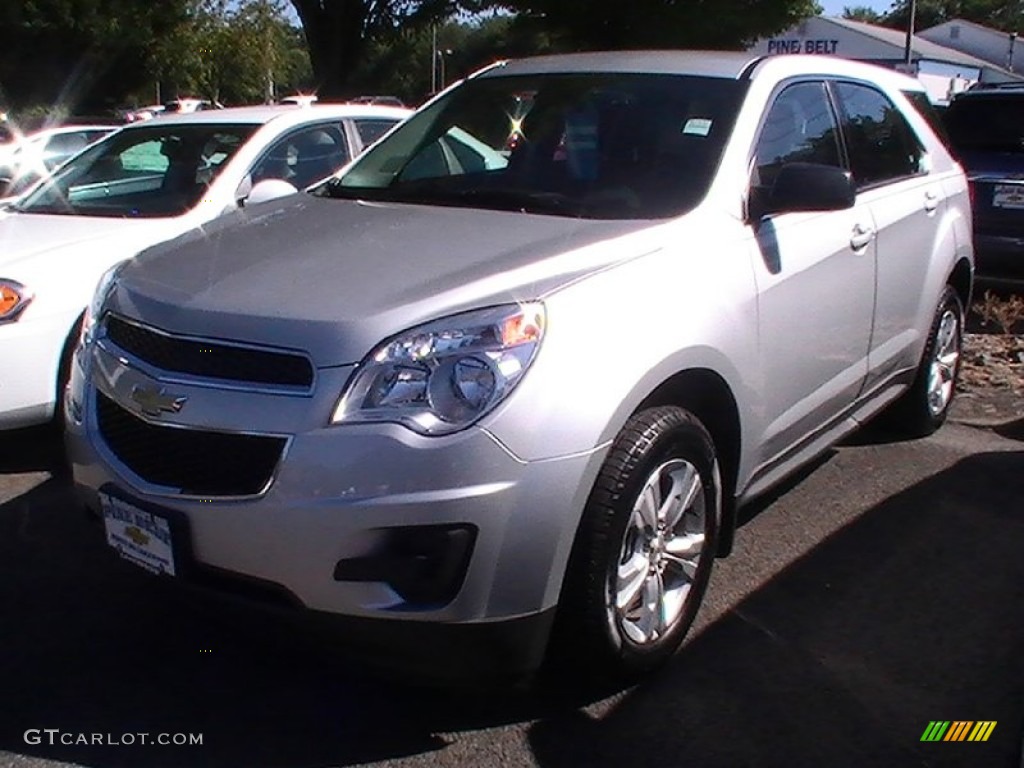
80 261 127 346
0 279 33 322
332 302 546 435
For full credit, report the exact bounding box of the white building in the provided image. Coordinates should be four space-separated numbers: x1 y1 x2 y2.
748 16 1023 104
918 18 1024 74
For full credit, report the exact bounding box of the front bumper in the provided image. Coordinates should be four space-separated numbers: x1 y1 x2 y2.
66 340 604 674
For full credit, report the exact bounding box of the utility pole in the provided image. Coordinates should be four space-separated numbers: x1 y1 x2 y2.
903 0 917 67
430 25 438 95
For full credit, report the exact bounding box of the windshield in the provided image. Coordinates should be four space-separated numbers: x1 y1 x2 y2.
322 72 747 219
16 123 257 217
945 94 1024 154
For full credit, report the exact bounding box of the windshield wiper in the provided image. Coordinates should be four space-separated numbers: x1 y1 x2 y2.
442 187 573 215
318 180 573 214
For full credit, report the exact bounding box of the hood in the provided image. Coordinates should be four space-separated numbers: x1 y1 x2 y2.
111 194 656 366
0 211 176 272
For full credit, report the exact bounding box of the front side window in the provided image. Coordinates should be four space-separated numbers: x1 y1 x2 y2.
321 73 748 219
17 123 256 217
834 82 925 188
251 123 349 189
752 81 842 192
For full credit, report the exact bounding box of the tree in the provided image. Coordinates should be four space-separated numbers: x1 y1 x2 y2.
842 5 886 23
492 0 823 50
882 0 1024 33
147 0 311 105
0 0 191 113
289 0 461 97
350 14 555 104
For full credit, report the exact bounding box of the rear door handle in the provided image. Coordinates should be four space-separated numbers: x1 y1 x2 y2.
850 223 875 250
924 190 940 212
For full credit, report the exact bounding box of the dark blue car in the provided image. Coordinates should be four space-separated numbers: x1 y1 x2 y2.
945 86 1024 286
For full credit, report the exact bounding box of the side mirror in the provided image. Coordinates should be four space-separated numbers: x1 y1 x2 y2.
238 178 299 207
764 162 856 216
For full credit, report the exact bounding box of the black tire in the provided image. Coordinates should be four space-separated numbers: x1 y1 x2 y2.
884 286 964 437
551 406 720 684
49 314 84 436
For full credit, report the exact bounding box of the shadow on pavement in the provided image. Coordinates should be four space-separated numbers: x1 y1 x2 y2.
0 450 1021 767
0 424 66 475
996 418 1024 442
529 449 1024 768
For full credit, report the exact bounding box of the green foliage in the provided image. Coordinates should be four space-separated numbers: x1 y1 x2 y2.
288 0 467 96
147 0 311 105
842 5 886 22
350 14 555 104
491 0 823 49
0 0 190 112
882 0 1024 33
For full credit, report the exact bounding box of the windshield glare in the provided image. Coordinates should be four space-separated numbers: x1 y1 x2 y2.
17 123 257 217
326 72 747 219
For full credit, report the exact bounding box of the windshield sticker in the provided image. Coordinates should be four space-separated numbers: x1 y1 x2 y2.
682 118 712 136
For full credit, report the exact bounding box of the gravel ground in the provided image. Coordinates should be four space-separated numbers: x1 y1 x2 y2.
953 331 1024 426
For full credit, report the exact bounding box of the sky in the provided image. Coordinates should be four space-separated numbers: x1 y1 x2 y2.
818 0 892 16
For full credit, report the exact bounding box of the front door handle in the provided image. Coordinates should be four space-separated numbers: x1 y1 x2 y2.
850 223 875 250
924 190 940 212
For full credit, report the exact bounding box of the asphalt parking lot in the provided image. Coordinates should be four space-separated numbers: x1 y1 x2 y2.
0 419 1021 768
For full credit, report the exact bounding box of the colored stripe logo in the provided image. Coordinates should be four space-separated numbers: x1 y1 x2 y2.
921 721 996 742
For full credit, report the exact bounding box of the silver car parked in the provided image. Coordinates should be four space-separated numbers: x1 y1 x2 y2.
67 51 973 684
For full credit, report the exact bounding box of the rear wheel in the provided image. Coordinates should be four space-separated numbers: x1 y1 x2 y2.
885 286 963 437
552 406 720 683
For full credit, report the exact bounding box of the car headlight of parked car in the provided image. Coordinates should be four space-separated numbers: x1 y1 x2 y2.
333 302 545 435
0 279 32 323
80 261 127 346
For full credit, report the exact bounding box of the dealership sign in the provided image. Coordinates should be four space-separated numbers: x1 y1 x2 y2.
766 38 841 54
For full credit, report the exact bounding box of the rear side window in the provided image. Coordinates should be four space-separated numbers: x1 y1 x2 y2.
944 94 1024 153
354 119 399 146
902 89 952 148
834 82 925 188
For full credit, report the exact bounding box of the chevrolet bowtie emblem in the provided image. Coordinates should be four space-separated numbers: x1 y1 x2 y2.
124 525 150 547
130 385 187 417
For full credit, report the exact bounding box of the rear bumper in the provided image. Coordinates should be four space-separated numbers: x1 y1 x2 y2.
973 232 1024 283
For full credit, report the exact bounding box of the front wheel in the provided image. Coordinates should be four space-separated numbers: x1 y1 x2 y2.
552 406 720 683
884 285 964 437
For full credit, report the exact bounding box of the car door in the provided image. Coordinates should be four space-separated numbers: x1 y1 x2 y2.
830 81 944 391
747 81 876 466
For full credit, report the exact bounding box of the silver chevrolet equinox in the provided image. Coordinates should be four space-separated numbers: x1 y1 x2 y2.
67 51 973 684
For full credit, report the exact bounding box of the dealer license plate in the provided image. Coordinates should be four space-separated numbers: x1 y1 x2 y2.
992 183 1024 209
100 493 176 576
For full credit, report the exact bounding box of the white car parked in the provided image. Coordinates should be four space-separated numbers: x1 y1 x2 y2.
0 103 409 429
0 124 117 204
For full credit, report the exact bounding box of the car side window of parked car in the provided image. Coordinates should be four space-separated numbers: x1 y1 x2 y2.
41 132 91 167
833 82 926 189
18 124 256 217
252 123 350 189
354 118 400 147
